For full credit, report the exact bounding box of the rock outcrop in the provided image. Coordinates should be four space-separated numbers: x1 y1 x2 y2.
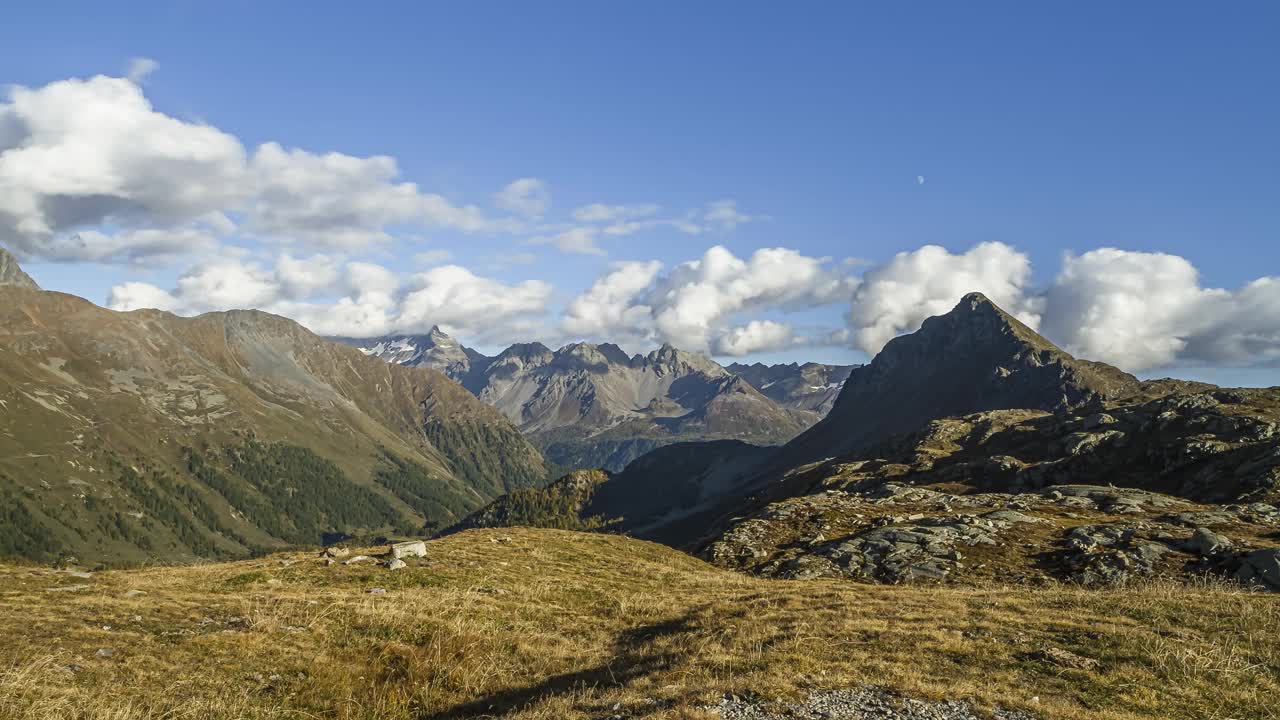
708 387 1280 590
0 248 39 289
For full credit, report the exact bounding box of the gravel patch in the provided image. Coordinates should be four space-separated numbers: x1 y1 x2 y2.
711 688 1037 720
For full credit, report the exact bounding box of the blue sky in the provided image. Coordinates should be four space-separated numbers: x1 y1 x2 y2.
2 2 1278 384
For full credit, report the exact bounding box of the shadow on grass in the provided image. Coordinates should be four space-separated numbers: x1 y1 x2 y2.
424 612 699 718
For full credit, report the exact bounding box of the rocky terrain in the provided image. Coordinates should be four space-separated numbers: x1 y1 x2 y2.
708 388 1280 591
0 250 549 565
726 361 857 414
344 331 821 471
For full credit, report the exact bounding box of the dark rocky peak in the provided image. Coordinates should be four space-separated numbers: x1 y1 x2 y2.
0 248 39 289
780 293 1141 465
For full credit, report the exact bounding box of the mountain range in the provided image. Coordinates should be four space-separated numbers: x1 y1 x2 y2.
336 330 854 470
452 292 1279 568
0 249 549 564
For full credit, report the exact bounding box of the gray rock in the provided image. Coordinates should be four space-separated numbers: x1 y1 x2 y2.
386 558 407 570
390 540 427 559
1235 548 1280 591
1184 528 1232 556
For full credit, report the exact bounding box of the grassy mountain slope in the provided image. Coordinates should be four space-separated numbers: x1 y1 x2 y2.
0 529 1276 719
0 282 548 565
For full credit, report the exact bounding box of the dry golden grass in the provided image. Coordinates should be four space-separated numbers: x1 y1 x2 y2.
0 529 1276 719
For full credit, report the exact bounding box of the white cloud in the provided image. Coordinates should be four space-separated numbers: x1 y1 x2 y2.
529 226 605 256
1040 248 1280 370
494 178 550 218
572 203 660 223
106 254 552 342
702 199 756 231
127 58 158 83
560 245 853 353
0 74 247 260
712 320 794 356
844 242 1040 355
397 265 553 342
107 281 183 313
649 246 855 351
0 71 500 263
275 253 342 298
562 260 663 341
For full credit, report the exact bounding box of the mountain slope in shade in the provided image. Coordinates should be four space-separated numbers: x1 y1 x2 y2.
0 263 549 565
0 248 39 289
443 440 775 543
726 361 857 414
341 330 821 471
778 292 1141 468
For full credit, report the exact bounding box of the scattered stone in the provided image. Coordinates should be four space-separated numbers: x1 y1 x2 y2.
46 584 91 593
66 570 94 579
343 555 373 565
390 540 427 559
712 687 1037 719
121 589 147 598
95 648 115 659
1183 528 1232 556
1030 647 1099 671
322 546 351 558
386 558 407 570
367 587 387 595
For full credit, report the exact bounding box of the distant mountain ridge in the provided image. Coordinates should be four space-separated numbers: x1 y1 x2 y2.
337 331 851 470
726 361 857 414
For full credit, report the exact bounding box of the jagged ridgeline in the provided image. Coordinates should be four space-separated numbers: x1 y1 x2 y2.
0 249 551 565
336 331 851 472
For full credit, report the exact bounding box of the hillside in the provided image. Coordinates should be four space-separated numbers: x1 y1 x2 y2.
448 441 776 543
0 528 1276 720
709 387 1280 590
0 253 549 565
343 332 819 471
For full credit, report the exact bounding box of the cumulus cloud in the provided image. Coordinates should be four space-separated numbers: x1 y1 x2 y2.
712 320 795 356
1041 248 1280 370
648 246 855 351
844 242 1041 355
562 260 663 341
494 178 550 218
106 253 551 342
0 74 247 260
0 71 500 263
559 245 854 353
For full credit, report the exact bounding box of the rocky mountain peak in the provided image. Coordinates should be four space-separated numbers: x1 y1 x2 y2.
0 248 39 290
781 293 1141 465
644 343 727 377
